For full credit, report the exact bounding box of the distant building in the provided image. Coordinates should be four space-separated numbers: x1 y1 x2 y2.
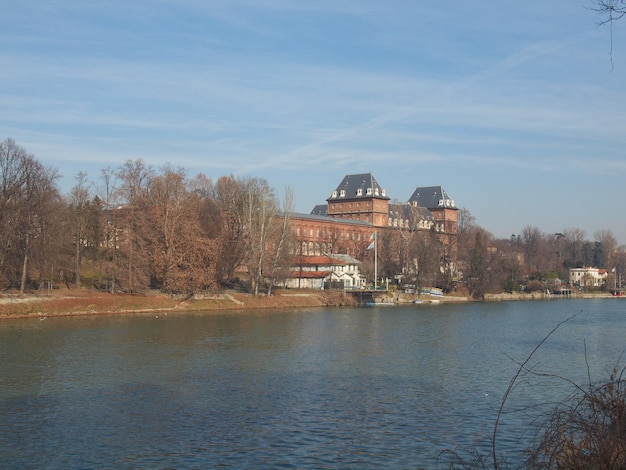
569 267 608 288
285 254 365 290
285 172 459 287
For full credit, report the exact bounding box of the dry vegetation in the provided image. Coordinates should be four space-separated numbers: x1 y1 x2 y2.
0 287 355 319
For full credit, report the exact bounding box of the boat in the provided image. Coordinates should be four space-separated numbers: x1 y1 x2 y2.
364 301 394 307
413 299 424 304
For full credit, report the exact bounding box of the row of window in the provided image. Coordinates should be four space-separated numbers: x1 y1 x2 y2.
331 187 386 198
296 242 361 258
294 227 365 241
387 218 442 230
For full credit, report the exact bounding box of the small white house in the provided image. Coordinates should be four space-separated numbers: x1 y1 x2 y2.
285 254 366 289
569 267 608 288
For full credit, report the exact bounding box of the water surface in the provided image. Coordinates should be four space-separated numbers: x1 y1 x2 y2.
1 298 624 468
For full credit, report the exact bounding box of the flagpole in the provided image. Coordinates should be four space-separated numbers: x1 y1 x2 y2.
374 231 377 290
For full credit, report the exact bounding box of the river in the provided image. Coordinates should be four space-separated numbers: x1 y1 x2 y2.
1 298 624 469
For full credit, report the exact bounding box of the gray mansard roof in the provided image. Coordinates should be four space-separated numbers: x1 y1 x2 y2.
408 186 457 210
388 203 435 223
326 173 390 202
311 204 328 216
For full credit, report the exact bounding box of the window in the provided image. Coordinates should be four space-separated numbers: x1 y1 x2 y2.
366 187 372 195
332 191 337 198
357 188 363 196
340 190 346 197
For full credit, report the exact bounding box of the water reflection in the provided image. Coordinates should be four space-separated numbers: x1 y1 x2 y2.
1 299 625 468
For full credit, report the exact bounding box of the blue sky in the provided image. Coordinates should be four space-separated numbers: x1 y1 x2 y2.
2 1 625 244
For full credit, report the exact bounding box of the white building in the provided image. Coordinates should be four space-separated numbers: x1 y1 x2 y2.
285 254 366 290
569 267 608 288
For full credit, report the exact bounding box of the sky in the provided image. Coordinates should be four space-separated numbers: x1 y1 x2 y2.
1 1 625 244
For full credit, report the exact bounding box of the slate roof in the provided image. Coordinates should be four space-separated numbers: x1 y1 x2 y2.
293 211 372 227
388 203 435 223
326 173 390 201
407 186 457 210
310 204 328 216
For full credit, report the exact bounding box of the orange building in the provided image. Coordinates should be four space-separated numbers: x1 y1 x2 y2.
289 172 459 283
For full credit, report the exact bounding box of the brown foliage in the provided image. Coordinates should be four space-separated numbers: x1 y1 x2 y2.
527 365 626 469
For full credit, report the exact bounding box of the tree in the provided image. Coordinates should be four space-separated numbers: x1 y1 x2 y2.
213 176 249 286
563 227 587 268
243 177 280 296
594 229 617 267
409 228 443 289
68 172 92 289
265 187 294 295
0 139 60 293
590 0 625 69
147 166 218 295
98 167 117 292
465 228 492 299
116 159 153 293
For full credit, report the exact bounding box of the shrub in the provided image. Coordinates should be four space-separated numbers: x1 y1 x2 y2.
526 365 626 469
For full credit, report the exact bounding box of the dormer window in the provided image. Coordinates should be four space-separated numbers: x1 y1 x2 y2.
340 190 346 197
381 189 386 197
357 188 363 196
366 187 372 195
374 188 379 196
332 191 337 198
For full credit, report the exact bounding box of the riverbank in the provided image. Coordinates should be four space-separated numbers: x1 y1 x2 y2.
483 291 618 301
1 287 619 319
0 288 356 319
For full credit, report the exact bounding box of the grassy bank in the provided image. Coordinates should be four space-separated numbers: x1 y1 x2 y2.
0 288 356 319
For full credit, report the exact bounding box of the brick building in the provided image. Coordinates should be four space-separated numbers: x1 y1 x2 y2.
288 172 459 286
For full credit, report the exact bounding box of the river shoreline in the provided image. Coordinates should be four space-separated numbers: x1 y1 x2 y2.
0 287 619 320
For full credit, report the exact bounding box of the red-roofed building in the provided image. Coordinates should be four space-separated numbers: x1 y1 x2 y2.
285 254 365 289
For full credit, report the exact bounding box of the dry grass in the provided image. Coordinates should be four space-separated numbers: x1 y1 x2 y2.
0 287 354 318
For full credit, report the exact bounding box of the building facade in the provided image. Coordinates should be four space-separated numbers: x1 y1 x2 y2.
285 254 365 290
569 267 608 288
286 172 459 288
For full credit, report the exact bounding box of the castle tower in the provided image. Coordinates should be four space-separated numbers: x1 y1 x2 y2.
407 186 458 235
326 173 390 227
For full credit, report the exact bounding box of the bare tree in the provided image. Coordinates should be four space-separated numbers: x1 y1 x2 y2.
116 159 153 293
213 176 249 286
590 0 625 69
265 187 294 295
99 167 117 292
0 140 60 293
0 138 30 283
243 178 280 296
147 166 218 295
68 172 92 289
